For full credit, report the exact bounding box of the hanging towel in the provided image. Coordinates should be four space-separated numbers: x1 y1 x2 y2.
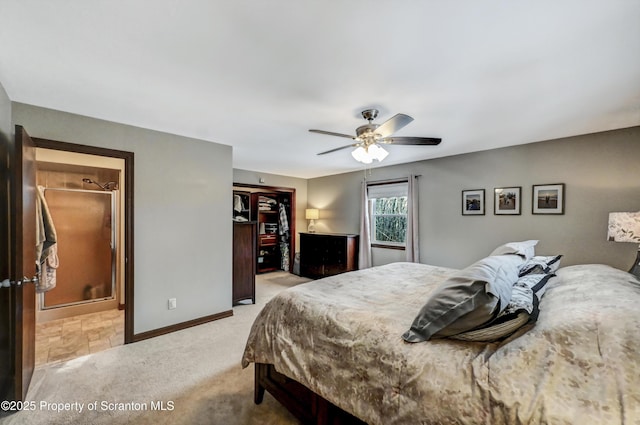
40 244 59 292
280 241 290 271
35 186 59 293
233 194 244 213
278 203 290 271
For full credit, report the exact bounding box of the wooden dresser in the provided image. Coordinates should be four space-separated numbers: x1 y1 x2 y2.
299 232 359 279
233 221 257 304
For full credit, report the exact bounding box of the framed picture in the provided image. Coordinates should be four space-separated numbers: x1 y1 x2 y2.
462 189 485 215
532 183 565 214
494 187 521 215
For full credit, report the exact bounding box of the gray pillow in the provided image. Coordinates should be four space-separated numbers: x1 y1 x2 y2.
451 273 555 342
403 255 523 343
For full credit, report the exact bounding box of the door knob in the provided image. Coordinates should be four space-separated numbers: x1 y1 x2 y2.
22 276 39 285
0 276 38 287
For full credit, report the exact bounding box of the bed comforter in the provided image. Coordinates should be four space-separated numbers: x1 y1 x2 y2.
241 262 640 424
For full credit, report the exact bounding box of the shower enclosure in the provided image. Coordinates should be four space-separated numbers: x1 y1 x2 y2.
40 188 117 309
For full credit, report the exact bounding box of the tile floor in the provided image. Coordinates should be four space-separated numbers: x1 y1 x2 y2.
35 309 124 366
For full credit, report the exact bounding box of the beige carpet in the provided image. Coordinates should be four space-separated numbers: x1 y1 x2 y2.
0 271 312 425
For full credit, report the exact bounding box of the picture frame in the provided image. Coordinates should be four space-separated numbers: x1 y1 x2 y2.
494 186 521 215
462 189 485 215
532 183 565 214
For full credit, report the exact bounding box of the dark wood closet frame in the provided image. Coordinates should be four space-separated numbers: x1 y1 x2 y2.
233 183 296 273
32 137 135 344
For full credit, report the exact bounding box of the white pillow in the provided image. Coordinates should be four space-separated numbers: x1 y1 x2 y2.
490 240 538 260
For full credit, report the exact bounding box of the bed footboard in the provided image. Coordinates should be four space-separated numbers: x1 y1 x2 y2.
254 363 366 425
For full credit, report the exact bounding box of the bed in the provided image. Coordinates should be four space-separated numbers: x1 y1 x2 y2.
241 257 640 424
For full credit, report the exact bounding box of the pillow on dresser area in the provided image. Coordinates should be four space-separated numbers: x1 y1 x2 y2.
402 254 524 343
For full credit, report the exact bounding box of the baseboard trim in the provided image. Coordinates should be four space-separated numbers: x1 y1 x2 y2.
132 309 234 343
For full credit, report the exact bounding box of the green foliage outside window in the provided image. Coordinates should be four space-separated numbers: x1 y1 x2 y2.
373 197 408 244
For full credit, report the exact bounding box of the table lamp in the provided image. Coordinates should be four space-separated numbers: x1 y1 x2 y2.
305 208 319 233
607 211 640 279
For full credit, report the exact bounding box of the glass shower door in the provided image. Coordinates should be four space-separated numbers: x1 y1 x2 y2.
41 188 116 309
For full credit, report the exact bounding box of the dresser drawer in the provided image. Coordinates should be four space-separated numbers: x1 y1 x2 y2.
259 234 278 245
299 232 359 279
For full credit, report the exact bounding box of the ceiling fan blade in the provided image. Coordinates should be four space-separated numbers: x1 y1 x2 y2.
317 143 358 155
309 129 356 139
374 113 414 138
380 136 442 145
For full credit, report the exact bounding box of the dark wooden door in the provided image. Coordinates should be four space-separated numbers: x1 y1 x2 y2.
233 221 257 304
0 125 37 402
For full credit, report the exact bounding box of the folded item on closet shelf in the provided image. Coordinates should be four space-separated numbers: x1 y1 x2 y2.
258 196 277 204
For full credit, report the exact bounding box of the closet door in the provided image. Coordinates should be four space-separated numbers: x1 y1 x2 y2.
233 222 256 304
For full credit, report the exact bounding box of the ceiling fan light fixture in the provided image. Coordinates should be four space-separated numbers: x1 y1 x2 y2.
369 143 389 161
352 146 373 164
351 143 388 164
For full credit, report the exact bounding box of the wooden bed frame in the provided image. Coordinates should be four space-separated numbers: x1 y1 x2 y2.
254 363 366 425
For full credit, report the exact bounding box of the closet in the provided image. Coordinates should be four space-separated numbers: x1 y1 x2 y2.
232 185 295 275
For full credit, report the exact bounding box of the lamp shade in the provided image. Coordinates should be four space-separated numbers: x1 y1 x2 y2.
368 144 389 161
607 212 640 243
351 144 388 164
305 208 319 220
351 146 372 164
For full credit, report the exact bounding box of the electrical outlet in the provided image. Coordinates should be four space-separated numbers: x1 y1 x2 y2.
168 298 177 310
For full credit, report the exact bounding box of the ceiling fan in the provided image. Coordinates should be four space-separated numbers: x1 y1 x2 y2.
309 109 441 163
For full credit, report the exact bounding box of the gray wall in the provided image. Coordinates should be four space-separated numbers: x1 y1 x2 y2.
233 168 308 253
12 103 233 334
308 126 640 271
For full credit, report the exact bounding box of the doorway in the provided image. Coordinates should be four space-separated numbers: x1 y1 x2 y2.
32 137 134 348
1 128 135 403
34 148 125 365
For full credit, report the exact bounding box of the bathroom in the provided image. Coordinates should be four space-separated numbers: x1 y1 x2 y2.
35 147 125 365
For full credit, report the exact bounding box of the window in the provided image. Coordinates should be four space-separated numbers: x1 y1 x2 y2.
368 182 408 248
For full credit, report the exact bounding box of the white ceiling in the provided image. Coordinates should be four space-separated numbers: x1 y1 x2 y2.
1 1 639 179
